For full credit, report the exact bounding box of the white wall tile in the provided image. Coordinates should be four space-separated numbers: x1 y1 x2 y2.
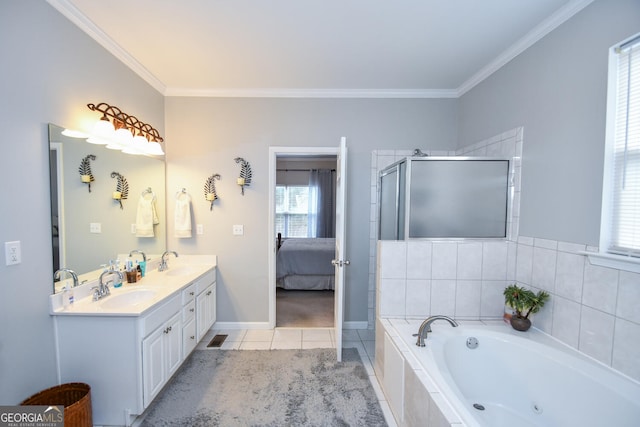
582 262 618 314
612 318 640 382
532 246 557 293
555 252 584 302
431 243 457 280
379 241 407 279
481 280 507 318
407 241 432 280
430 280 456 316
532 294 554 334
457 243 482 280
455 280 481 318
551 297 582 349
516 243 533 284
534 238 558 250
380 279 406 317
579 306 615 365
405 280 431 318
482 242 508 280
616 271 640 324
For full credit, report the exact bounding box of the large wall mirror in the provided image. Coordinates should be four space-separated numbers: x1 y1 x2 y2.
49 123 166 293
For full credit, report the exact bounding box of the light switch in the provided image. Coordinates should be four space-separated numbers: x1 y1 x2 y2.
197 224 204 235
90 223 101 233
232 225 244 236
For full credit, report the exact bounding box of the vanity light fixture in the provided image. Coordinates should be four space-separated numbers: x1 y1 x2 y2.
84 103 164 156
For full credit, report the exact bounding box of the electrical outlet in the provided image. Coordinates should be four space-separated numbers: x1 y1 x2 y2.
131 224 137 234
5 241 21 266
196 224 204 235
232 225 244 236
90 223 101 233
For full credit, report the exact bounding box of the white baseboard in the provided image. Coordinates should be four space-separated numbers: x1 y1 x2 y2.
213 320 370 330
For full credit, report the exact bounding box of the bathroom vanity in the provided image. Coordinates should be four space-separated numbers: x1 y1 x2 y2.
50 255 217 427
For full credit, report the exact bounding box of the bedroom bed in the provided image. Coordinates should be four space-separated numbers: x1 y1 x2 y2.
276 238 336 290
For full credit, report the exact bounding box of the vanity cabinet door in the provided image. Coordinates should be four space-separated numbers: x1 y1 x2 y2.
183 316 197 355
196 283 216 341
142 311 182 408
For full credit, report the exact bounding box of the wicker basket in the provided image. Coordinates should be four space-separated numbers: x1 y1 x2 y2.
21 382 92 427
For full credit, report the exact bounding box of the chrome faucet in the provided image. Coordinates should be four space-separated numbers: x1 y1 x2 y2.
92 270 122 301
415 315 459 347
53 268 79 289
129 249 147 262
158 251 178 272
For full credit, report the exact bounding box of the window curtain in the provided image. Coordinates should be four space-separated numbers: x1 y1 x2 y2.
308 169 335 238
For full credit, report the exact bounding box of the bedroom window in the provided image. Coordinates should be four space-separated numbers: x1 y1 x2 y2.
276 185 309 237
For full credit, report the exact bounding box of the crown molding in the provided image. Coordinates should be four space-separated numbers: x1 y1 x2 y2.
48 0 593 100
46 0 166 95
456 0 595 97
164 87 459 99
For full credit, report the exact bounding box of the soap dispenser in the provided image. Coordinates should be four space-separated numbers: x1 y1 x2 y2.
113 260 123 288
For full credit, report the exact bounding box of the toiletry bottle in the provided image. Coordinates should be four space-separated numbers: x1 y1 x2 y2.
63 284 74 309
113 260 123 288
136 261 142 281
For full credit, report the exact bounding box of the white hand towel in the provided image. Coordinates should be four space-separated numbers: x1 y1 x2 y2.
136 193 158 237
174 192 192 238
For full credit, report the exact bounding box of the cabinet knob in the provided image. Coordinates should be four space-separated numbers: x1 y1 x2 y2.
190 308 194 312
189 291 194 296
190 335 195 340
206 291 212 296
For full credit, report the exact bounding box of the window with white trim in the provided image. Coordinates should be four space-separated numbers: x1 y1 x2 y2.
601 34 640 259
275 185 309 237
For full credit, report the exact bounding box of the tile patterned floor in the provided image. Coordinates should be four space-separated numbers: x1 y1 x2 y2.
198 327 397 427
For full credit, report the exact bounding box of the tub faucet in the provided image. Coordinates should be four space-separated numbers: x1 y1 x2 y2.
54 268 79 289
158 251 178 272
415 315 459 347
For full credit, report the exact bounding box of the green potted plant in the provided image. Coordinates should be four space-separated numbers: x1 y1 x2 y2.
503 284 550 331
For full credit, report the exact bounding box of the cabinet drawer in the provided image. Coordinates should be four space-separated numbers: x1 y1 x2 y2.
142 295 181 337
183 300 196 322
182 283 197 305
183 317 197 355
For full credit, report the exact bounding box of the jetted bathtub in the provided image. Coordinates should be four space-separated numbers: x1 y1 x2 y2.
389 320 640 427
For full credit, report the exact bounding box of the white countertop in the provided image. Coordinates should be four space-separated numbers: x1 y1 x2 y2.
50 255 216 317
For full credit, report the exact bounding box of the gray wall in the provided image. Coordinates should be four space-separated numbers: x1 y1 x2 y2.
0 1 164 404
458 0 640 246
165 97 458 324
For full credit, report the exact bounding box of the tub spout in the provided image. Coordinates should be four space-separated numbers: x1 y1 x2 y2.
416 315 458 346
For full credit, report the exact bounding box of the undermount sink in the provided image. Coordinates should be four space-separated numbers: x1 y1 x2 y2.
99 289 157 309
164 266 198 276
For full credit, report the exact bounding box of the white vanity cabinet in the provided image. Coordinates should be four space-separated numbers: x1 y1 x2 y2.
196 282 216 341
142 310 182 408
52 262 217 427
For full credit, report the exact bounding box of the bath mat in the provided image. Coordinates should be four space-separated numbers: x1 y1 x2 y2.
139 348 387 427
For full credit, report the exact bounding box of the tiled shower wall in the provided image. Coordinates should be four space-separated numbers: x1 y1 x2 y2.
368 127 523 327
371 127 640 383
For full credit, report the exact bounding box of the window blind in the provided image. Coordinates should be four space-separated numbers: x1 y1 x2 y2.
609 37 640 255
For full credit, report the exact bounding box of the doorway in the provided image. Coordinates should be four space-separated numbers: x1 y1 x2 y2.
268 146 341 330
273 153 338 328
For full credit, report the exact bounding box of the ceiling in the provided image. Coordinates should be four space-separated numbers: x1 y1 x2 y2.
48 0 593 98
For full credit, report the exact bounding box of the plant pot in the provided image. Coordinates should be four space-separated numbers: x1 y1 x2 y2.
510 315 531 332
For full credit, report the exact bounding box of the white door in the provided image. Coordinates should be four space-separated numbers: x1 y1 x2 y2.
332 137 349 361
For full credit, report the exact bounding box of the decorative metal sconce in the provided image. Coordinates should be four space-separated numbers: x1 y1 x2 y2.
78 154 96 192
234 157 252 195
204 174 221 210
85 102 164 155
111 172 129 209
